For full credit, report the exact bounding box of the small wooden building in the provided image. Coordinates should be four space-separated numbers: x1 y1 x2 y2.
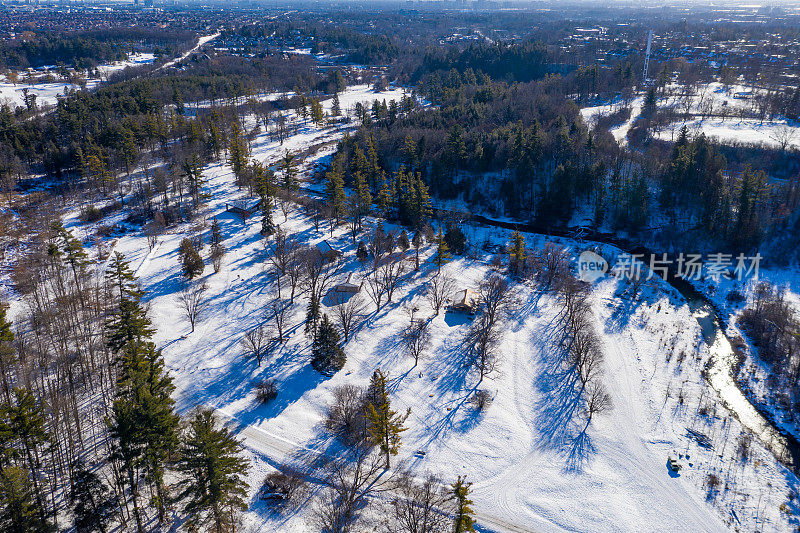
315 240 342 263
451 288 479 315
334 272 360 294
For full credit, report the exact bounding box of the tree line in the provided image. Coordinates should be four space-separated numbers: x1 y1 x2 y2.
0 242 250 532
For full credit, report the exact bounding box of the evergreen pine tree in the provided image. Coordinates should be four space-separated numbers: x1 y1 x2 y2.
110 340 179 528
182 154 206 209
105 254 154 354
311 314 346 375
397 230 410 252
356 241 369 264
365 369 410 469
376 172 393 219
305 295 321 339
280 150 299 193
310 98 324 126
106 252 143 304
324 157 347 225
411 172 432 229
228 121 249 181
71 460 117 533
331 92 341 117
509 231 526 275
253 162 275 235
210 217 223 247
175 409 249 533
349 171 372 238
444 224 466 255
432 229 451 273
0 306 15 405
106 297 154 355
51 223 89 307
403 135 417 170
412 231 424 271
6 388 49 526
178 238 205 279
0 465 52 533
452 476 475 533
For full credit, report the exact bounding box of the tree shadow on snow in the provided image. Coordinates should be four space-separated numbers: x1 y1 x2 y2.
415 329 479 447
531 321 596 472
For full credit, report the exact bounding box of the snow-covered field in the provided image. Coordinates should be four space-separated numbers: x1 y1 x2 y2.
581 82 800 150
0 52 156 109
653 117 800 150
51 84 799 532
95 52 156 78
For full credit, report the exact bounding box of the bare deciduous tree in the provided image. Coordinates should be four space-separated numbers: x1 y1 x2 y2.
529 242 571 291
178 282 209 333
770 123 797 152
571 329 604 393
389 471 452 533
425 273 455 315
268 297 291 343
268 229 300 299
313 445 385 533
627 269 648 301
582 381 613 429
330 292 366 343
285 246 307 304
466 274 510 381
325 384 369 447
242 322 270 366
365 258 406 312
402 319 431 366
210 243 226 273
304 251 341 304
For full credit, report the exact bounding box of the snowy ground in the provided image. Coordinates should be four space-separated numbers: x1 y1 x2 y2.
0 53 156 109
95 52 156 78
580 96 644 147
581 82 800 150
45 84 799 532
157 32 220 71
653 117 800 150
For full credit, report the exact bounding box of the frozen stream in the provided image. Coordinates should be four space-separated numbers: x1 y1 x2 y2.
689 298 798 469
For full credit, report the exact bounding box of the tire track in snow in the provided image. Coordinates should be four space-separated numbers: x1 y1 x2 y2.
595 310 728 532
199 398 540 533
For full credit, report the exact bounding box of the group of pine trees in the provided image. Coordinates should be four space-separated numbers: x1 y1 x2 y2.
0 247 249 532
659 128 773 250
324 136 433 240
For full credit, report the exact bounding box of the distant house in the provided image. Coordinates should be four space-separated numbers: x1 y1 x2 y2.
334 273 360 294
315 240 342 262
225 200 260 221
450 288 479 315
733 91 753 99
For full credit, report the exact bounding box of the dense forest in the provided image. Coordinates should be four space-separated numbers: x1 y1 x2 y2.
0 28 196 69
328 46 794 255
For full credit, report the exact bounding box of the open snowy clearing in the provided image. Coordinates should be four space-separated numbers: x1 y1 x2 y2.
581 82 800 149
52 84 800 532
0 52 156 109
653 117 800 150
580 96 644 146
